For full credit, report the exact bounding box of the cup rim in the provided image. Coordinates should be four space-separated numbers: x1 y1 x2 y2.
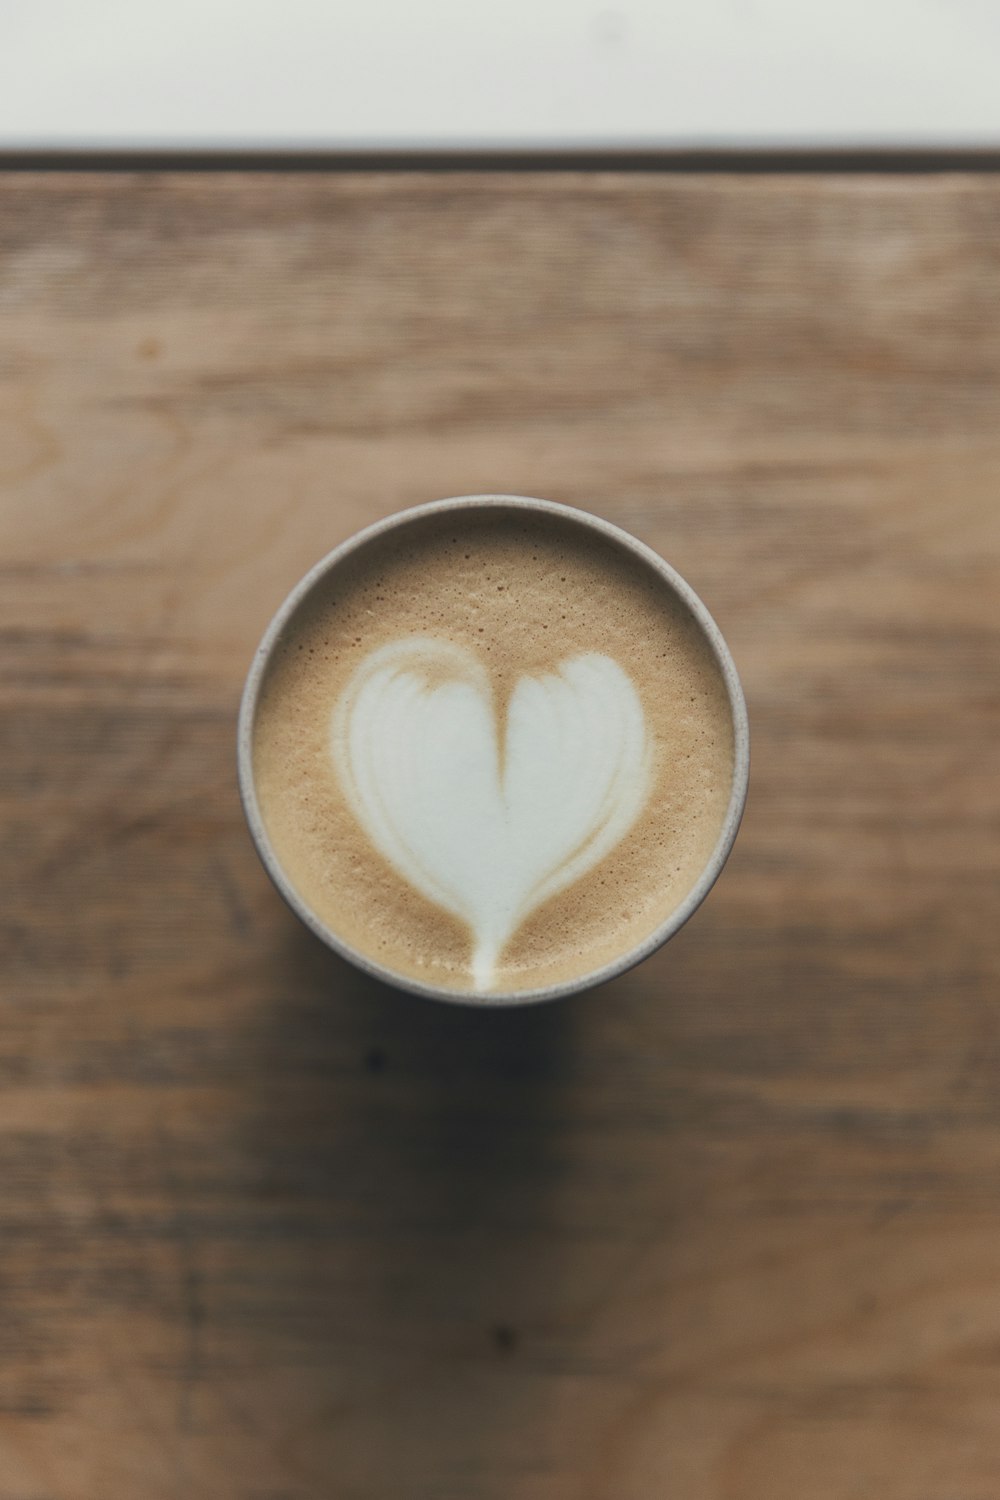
237 493 750 1006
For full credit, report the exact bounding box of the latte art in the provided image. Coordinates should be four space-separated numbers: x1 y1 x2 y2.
332 637 652 990
250 504 736 996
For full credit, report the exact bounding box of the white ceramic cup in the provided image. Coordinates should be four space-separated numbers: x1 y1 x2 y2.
237 495 749 1005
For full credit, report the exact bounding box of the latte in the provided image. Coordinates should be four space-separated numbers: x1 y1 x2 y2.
248 500 739 998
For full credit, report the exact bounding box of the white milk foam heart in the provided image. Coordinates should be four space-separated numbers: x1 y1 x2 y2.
331 636 653 991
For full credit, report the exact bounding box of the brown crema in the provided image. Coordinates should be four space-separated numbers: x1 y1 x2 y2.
252 507 734 995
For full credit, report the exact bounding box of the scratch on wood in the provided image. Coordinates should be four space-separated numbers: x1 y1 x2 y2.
211 855 253 939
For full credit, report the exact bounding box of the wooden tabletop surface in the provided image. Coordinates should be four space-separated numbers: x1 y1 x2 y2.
2 171 999 1500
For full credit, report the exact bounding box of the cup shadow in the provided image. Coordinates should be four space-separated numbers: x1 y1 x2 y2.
239 910 593 1492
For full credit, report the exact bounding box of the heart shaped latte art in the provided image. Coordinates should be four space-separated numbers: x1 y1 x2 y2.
331 637 653 991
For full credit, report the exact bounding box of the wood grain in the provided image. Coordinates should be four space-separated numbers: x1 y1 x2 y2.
1 171 999 1500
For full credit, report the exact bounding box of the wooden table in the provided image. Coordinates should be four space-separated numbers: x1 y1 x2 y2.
2 170 999 1499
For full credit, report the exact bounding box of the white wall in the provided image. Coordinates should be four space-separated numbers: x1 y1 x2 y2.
2 0 999 148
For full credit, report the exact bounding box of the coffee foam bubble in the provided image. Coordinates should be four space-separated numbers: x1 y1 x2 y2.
252 509 734 995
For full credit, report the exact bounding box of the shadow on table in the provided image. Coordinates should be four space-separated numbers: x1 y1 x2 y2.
240 911 600 1491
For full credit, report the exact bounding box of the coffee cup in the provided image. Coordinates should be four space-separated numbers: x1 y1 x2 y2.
238 495 749 1005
